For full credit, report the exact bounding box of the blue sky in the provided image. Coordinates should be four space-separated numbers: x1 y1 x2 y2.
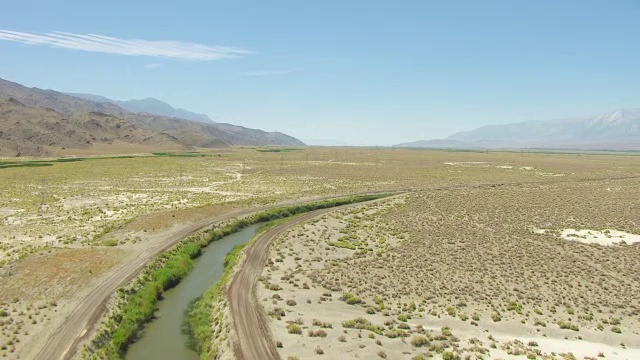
1 1 639 145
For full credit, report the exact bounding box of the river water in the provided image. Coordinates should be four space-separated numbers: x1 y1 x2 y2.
126 224 261 360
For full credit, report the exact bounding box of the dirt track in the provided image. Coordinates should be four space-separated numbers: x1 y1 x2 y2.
33 192 394 360
228 198 393 360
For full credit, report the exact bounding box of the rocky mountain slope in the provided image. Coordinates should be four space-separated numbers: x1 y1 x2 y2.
0 98 176 156
0 78 304 156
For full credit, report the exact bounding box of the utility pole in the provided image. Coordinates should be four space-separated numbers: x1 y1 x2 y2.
39 178 49 213
179 164 185 206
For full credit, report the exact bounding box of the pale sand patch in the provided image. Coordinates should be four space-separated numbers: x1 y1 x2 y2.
333 162 379 166
560 229 640 246
444 161 488 166
0 208 23 218
530 227 548 235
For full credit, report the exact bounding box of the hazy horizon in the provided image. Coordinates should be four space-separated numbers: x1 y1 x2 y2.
1 1 639 145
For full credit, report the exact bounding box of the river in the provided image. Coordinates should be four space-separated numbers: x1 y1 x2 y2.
126 224 261 360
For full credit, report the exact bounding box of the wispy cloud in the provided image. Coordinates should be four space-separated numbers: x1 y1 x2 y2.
242 70 293 77
144 63 162 69
0 29 251 61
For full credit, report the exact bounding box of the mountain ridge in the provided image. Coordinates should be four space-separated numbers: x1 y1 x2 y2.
397 108 640 151
66 93 215 124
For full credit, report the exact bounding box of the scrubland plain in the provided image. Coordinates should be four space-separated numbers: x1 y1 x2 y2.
250 151 640 360
0 147 639 359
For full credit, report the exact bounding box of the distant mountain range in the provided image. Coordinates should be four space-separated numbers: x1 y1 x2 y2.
0 78 304 156
397 109 640 151
302 138 353 147
66 93 214 124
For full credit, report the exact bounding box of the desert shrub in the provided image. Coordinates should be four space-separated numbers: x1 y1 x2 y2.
286 299 297 306
287 323 302 334
312 319 333 328
328 241 356 250
446 306 456 316
384 329 406 338
342 292 362 305
102 239 119 247
506 301 523 314
611 326 622 333
441 327 452 337
411 336 431 347
269 308 286 319
558 320 579 331
308 329 327 337
442 352 460 360
269 284 283 291
342 317 384 335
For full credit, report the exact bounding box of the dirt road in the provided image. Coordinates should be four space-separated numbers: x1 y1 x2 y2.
33 192 394 360
228 198 393 360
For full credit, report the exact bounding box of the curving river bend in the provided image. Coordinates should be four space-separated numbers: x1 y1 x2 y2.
126 224 261 360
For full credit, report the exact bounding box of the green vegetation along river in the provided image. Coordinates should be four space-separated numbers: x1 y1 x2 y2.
126 224 261 360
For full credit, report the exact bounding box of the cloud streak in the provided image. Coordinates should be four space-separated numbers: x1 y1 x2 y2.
242 70 293 77
0 29 251 61
144 63 162 69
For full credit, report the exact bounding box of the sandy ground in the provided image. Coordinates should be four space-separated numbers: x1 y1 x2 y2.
559 229 640 246
0 163 251 267
256 196 640 360
0 248 125 360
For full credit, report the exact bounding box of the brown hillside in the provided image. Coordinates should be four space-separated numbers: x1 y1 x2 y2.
0 98 186 156
0 78 304 156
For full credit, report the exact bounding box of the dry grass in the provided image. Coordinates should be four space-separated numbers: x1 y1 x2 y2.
0 248 123 303
0 248 123 357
